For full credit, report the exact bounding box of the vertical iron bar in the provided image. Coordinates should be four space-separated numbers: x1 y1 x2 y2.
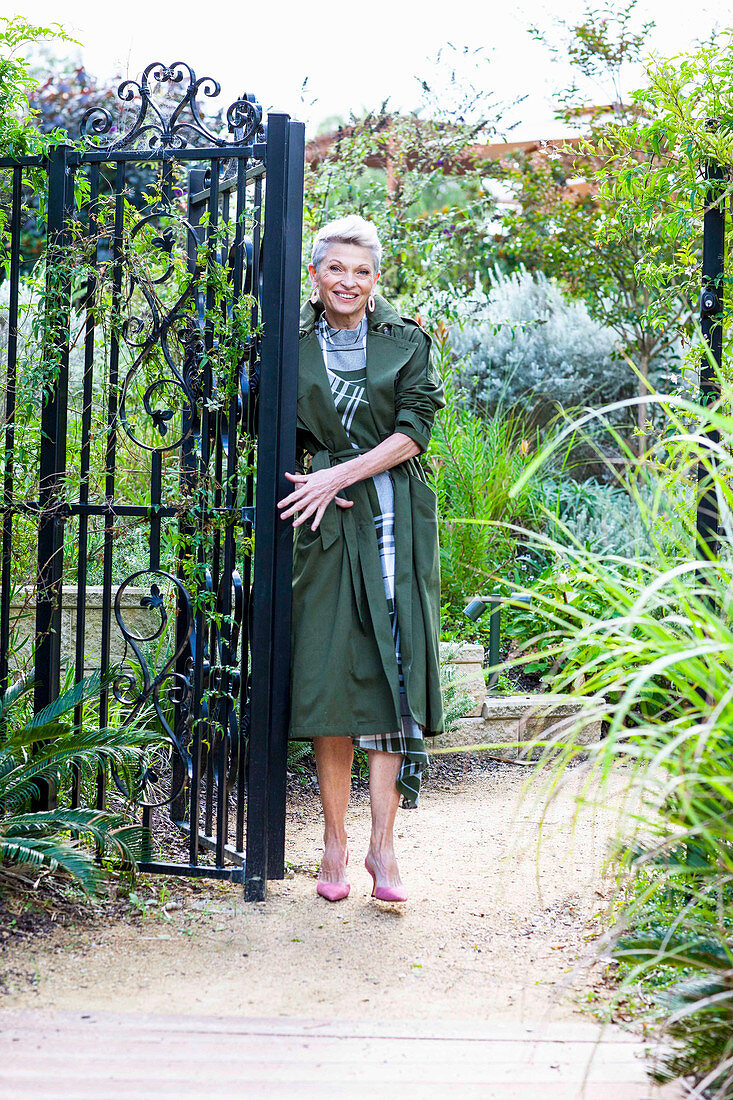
149 159 173 576
696 157 725 564
149 453 162 571
244 113 303 899
97 159 126 812
174 166 207 831
237 170 263 853
34 145 73 810
194 161 220 856
266 118 305 880
215 157 247 864
221 189 230 268
141 804 153 863
205 164 222 849
72 162 100 807
182 167 208 860
210 169 226 862
0 168 23 694
233 155 249 855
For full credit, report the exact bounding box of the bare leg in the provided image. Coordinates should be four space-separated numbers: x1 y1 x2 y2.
313 736 353 883
366 750 404 889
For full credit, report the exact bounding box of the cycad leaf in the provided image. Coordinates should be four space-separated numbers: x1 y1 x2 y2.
25 671 106 731
0 674 34 722
0 835 102 893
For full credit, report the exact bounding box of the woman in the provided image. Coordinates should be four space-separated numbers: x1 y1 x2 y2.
277 215 445 903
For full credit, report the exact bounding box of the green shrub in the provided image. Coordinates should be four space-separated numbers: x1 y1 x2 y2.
501 383 733 1097
427 327 543 622
449 269 638 427
0 671 156 893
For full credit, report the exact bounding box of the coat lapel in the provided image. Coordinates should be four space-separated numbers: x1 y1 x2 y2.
297 297 416 447
364 329 415 434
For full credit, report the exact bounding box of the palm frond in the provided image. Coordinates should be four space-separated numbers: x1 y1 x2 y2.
4 806 140 848
0 674 33 724
0 732 152 813
0 667 160 892
616 930 732 973
25 670 112 731
0 835 102 893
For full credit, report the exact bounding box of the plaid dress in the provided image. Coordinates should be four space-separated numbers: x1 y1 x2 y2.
316 315 429 805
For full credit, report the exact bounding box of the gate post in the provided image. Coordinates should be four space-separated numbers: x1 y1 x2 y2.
34 144 74 808
696 156 725 566
245 112 304 901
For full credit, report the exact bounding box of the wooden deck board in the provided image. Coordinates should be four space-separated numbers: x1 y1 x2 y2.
0 1010 682 1100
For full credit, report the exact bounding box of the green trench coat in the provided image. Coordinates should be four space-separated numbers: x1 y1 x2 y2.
289 294 446 742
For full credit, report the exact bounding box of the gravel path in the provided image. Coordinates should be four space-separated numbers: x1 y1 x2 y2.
2 760 629 1024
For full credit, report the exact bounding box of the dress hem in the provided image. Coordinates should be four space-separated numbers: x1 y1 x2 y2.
289 727 442 740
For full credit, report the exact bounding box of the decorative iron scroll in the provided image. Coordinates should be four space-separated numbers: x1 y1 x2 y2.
117 206 203 453
113 569 194 808
212 567 245 792
80 61 263 150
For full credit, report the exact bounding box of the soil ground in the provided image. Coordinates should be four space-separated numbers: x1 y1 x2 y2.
1 758 632 1025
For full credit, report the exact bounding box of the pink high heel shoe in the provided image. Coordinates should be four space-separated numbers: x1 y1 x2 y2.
365 854 408 903
317 849 350 902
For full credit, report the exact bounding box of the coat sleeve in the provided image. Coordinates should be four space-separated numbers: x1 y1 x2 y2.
393 326 446 453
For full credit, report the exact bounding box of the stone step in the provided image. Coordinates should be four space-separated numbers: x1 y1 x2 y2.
437 693 603 759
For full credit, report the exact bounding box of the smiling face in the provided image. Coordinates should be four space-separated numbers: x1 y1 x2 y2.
309 243 380 330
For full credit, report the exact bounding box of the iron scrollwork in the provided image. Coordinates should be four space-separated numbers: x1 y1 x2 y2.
80 61 263 150
193 566 245 794
117 207 204 453
113 569 194 808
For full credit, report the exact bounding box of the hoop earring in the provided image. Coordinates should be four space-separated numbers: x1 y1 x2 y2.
367 293 375 313
310 286 319 304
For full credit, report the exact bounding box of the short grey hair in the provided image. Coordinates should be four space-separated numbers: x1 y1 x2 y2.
311 214 382 273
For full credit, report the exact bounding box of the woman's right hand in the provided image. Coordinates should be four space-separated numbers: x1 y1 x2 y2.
277 469 354 532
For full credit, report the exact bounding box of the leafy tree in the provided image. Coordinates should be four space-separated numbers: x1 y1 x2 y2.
303 46 508 317
0 16 74 160
501 2 689 452
0 17 76 273
593 32 733 341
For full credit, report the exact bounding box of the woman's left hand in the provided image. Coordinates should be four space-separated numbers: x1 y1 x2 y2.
277 469 354 532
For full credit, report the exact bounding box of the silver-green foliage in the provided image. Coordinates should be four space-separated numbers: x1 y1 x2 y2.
449 269 633 421
541 476 659 559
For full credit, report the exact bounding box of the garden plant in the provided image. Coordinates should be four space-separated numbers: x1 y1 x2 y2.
3 7 733 1097
488 25 733 1094
0 671 154 892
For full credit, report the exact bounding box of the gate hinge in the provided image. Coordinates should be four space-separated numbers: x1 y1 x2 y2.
239 506 255 528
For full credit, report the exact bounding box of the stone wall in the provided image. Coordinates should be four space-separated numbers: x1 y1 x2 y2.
439 642 485 716
7 586 153 675
439 642 601 757
439 694 602 759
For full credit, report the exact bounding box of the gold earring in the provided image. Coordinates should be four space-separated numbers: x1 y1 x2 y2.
310 286 319 304
367 293 375 313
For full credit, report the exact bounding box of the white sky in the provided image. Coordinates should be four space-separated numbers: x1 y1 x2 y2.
11 0 732 138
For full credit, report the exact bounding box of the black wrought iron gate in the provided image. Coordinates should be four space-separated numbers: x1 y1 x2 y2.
0 63 304 900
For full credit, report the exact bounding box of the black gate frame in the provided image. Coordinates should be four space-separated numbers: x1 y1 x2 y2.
697 154 726 563
0 63 304 901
